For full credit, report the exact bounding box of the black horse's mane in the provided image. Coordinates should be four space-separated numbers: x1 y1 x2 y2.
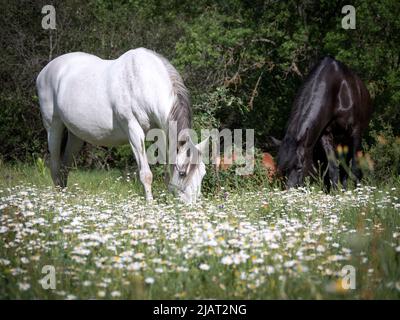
278 56 340 170
288 56 336 128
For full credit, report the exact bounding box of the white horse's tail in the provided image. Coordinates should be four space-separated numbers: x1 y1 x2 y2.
157 55 192 136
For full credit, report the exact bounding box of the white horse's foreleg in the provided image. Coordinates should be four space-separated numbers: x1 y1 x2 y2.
164 164 172 186
61 130 84 186
48 120 66 188
127 118 153 202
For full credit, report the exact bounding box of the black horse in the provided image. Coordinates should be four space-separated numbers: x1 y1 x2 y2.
276 56 373 188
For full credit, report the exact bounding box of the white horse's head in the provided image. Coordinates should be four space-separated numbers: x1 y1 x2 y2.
168 137 208 204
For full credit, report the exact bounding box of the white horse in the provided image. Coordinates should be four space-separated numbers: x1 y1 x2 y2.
36 48 208 203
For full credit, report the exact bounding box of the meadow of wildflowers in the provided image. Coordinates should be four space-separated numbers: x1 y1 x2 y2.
0 165 399 299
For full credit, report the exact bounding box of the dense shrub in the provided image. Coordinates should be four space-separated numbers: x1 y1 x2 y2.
364 126 400 183
201 148 278 195
0 94 46 161
1 0 399 186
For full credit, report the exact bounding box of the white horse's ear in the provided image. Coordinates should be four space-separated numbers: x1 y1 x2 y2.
178 133 189 148
196 137 209 154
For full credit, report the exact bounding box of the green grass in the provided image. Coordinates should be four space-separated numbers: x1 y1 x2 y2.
0 162 399 299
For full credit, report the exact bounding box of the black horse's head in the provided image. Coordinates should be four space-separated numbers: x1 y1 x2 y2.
276 135 313 188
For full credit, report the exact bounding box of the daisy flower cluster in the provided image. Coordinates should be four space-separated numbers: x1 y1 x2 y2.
0 183 399 299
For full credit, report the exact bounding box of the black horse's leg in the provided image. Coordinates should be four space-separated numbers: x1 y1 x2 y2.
350 133 362 184
320 132 339 189
341 169 348 189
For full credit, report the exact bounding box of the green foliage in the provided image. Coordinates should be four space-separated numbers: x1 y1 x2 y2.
174 8 254 92
192 87 248 132
366 126 400 183
201 148 278 195
0 94 45 161
1 0 399 185
34 156 46 177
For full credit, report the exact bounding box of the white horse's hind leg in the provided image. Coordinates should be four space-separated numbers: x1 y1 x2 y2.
61 131 84 186
48 119 66 188
127 118 153 202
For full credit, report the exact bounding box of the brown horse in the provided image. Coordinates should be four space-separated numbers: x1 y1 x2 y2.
275 56 372 188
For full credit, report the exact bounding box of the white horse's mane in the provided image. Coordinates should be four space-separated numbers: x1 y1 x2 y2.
155 52 192 136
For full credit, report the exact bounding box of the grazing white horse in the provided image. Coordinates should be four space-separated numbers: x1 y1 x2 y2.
36 48 208 203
